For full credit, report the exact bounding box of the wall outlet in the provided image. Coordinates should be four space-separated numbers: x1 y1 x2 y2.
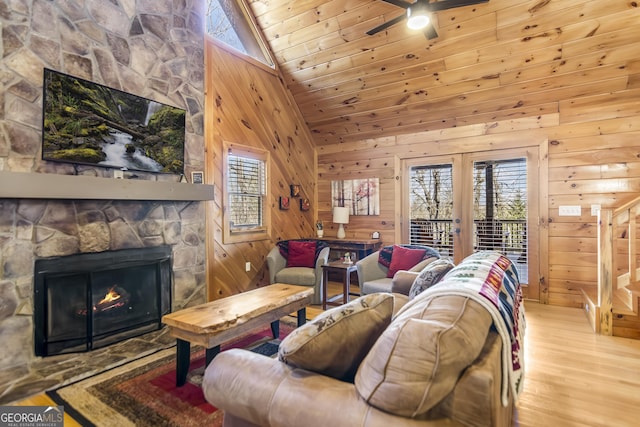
245 262 251 272
591 204 601 216
558 205 581 216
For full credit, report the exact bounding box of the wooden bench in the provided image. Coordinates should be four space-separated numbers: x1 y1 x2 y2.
162 283 313 386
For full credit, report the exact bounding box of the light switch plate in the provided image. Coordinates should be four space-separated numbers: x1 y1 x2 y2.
559 205 581 216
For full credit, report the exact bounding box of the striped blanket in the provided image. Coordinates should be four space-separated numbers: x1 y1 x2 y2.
421 251 526 406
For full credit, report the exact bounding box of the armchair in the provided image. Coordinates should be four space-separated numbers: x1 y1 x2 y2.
356 244 440 295
267 240 329 305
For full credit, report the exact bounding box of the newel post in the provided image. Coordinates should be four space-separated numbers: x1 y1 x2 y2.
597 208 613 336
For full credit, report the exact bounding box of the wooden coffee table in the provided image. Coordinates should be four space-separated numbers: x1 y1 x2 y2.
162 283 313 386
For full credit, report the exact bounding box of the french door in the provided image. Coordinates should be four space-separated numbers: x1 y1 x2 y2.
402 147 540 300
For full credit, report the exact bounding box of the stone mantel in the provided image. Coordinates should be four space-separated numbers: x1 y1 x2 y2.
0 171 214 201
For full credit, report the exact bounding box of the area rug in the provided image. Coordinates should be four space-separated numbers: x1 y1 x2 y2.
48 322 295 427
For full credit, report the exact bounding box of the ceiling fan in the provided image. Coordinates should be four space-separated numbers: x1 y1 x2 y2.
366 0 489 39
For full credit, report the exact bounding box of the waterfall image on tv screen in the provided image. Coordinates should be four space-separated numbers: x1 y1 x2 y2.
42 68 185 174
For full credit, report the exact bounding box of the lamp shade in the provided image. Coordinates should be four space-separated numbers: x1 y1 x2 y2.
333 206 349 239
333 206 350 224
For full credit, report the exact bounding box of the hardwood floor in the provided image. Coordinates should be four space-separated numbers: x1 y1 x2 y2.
517 302 640 427
312 285 640 427
11 283 640 427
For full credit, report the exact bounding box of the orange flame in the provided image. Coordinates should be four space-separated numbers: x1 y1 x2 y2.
98 287 121 305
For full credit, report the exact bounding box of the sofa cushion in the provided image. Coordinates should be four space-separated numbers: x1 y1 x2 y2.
355 293 492 417
408 256 439 272
408 258 455 299
275 267 316 286
390 270 419 295
278 293 394 382
387 245 427 278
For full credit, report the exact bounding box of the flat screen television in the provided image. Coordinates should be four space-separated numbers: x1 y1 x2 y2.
42 68 185 175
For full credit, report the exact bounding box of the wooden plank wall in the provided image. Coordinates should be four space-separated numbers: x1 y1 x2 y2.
318 96 640 307
204 36 640 307
203 17 640 308
204 38 318 299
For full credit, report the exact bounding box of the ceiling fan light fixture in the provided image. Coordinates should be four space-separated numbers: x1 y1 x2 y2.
406 5 430 30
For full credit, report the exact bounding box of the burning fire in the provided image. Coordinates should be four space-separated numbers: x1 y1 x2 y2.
93 285 127 312
75 285 130 316
98 286 122 305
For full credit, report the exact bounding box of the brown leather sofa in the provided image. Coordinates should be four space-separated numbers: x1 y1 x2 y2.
203 252 521 427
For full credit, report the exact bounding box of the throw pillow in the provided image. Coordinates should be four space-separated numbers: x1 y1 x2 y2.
287 240 316 268
378 245 440 268
408 258 455 299
386 245 426 278
355 294 492 417
278 293 394 382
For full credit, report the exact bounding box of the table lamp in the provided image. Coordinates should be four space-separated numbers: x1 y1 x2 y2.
333 206 349 239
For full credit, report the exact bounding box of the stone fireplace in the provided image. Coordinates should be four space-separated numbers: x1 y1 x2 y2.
0 198 207 404
33 246 173 357
0 0 208 403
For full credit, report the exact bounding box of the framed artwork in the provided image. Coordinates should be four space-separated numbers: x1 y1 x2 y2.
331 178 380 215
191 171 204 184
279 196 290 210
300 198 310 211
290 184 301 197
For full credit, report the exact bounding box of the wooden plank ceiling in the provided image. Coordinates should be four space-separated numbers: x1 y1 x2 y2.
247 0 640 146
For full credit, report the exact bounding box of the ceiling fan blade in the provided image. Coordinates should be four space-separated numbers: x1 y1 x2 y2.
423 24 438 39
366 14 408 35
380 0 411 8
428 0 489 12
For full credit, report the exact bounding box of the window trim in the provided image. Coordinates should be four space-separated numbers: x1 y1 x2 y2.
222 141 271 244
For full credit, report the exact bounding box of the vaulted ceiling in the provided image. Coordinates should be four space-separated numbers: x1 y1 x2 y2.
247 0 640 146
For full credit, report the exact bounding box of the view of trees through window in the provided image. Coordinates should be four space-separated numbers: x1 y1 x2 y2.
206 0 273 66
410 159 526 222
410 164 454 220
410 158 527 277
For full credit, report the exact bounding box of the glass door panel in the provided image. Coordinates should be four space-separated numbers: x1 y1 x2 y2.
409 163 454 259
472 158 528 282
403 147 539 299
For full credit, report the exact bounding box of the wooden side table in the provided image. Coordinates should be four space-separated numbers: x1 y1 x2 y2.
321 260 359 310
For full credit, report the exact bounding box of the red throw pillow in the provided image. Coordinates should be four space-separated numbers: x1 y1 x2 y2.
287 241 317 268
386 245 426 278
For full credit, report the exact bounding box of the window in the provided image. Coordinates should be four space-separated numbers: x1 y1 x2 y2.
206 0 274 67
223 142 270 243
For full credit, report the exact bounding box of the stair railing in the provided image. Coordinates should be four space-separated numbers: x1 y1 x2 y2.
597 196 640 335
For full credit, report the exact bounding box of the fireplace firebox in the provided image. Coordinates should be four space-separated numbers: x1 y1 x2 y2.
34 246 172 357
